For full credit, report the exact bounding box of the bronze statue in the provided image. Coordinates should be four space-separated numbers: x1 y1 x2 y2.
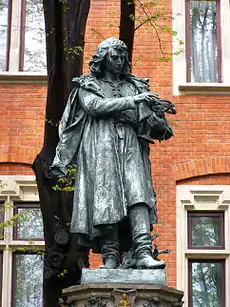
50 37 175 270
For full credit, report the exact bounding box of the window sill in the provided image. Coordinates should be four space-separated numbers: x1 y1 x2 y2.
0 72 48 84
179 83 230 96
185 249 229 259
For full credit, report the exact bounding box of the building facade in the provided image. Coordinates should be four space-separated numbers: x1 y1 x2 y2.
0 0 230 306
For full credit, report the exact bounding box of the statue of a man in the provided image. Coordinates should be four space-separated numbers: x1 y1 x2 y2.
50 37 174 270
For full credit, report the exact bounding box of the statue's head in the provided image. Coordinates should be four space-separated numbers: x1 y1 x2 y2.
89 37 131 77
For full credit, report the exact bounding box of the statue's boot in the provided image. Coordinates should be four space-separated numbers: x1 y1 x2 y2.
101 225 119 269
129 204 166 269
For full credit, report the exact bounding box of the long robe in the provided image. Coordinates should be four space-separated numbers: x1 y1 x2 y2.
50 74 173 250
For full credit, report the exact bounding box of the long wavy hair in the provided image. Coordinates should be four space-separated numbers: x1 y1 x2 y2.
89 37 131 77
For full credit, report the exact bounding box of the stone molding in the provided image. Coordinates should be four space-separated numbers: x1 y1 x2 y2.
0 175 38 201
178 83 230 96
62 283 184 307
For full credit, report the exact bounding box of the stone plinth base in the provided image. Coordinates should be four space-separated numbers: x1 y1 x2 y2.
63 283 184 306
81 268 167 285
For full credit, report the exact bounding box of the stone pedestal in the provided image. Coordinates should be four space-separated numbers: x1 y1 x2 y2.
62 269 184 307
63 283 183 306
81 268 167 286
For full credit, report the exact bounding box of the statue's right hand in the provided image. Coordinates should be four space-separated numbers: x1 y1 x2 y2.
133 92 156 104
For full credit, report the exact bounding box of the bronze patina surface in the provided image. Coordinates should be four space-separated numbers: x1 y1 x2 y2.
50 37 175 270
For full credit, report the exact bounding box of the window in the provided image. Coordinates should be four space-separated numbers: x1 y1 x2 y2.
186 0 221 83
188 260 225 307
13 203 44 240
172 0 230 95
0 176 44 307
0 0 10 71
176 186 230 307
0 0 46 73
19 0 46 73
187 211 225 307
188 211 224 249
12 253 43 307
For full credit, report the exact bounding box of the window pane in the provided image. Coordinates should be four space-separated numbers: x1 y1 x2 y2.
191 215 222 247
14 254 43 307
16 207 44 239
190 0 218 82
191 262 224 307
188 212 224 249
0 0 8 71
23 0 46 72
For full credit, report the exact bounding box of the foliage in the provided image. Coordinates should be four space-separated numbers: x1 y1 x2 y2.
45 118 60 127
57 269 68 279
0 202 30 238
134 0 184 61
64 45 84 60
0 185 33 239
52 164 77 192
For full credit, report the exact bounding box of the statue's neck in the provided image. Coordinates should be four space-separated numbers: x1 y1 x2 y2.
102 71 121 83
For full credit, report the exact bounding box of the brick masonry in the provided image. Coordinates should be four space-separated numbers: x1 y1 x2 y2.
0 0 230 288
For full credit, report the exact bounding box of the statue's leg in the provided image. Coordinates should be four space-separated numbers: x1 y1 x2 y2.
129 204 166 269
100 225 119 269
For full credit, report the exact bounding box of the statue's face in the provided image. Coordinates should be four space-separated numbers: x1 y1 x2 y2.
104 48 126 75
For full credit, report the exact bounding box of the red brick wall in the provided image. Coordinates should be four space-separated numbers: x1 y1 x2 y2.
0 0 230 288
0 84 46 175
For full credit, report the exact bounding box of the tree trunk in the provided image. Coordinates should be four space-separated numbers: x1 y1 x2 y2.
32 1 90 306
119 0 135 63
32 1 139 304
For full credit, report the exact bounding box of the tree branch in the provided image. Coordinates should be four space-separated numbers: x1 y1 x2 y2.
136 0 165 57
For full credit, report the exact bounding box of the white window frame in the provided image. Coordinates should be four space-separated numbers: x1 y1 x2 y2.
176 185 230 307
172 0 230 95
0 0 47 79
0 175 44 307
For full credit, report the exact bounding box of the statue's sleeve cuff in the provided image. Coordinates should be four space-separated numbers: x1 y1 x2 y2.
125 96 136 110
49 163 68 178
